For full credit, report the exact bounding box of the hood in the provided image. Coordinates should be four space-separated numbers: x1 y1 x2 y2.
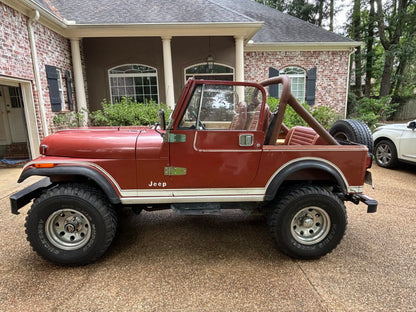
377 124 407 130
40 127 150 159
375 123 408 132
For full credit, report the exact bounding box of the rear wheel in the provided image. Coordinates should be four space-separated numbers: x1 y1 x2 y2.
329 119 373 153
25 183 117 266
268 185 347 259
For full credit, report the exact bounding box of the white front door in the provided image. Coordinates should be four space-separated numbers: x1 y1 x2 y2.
399 122 416 162
0 86 27 144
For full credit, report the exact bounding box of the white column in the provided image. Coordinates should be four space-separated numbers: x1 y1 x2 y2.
235 36 245 102
235 36 245 82
70 38 88 124
162 36 175 108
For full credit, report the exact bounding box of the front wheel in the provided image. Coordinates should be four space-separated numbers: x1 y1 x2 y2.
25 183 117 266
268 185 347 259
374 139 398 168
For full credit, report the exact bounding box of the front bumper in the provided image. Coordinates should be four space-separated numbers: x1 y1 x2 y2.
10 177 52 214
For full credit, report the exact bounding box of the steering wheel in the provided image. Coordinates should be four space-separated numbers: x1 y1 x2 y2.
192 111 206 130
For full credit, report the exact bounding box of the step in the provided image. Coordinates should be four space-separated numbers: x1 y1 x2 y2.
171 203 221 215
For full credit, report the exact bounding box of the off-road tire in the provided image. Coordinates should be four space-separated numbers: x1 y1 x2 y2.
25 183 117 266
329 119 374 153
268 185 347 259
374 139 398 168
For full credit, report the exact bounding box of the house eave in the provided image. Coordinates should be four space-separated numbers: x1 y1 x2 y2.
2 0 68 35
245 41 361 52
64 22 264 41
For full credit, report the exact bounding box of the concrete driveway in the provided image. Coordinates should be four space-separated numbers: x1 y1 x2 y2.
0 165 415 312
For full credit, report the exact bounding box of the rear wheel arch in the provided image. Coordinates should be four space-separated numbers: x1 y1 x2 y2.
18 166 121 205
264 160 348 201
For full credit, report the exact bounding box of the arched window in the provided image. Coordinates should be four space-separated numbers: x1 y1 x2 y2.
279 67 306 101
108 64 159 103
185 63 234 82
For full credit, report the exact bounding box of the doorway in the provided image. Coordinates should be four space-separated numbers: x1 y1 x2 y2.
0 85 30 166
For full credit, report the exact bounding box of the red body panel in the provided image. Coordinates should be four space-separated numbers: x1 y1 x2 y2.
135 128 169 189
24 79 371 204
41 128 141 159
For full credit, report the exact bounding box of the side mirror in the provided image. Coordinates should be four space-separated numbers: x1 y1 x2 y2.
158 109 166 130
407 120 416 130
154 109 166 138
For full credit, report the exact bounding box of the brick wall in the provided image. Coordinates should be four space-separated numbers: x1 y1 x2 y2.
0 2 75 138
0 4 33 79
33 21 74 134
244 50 351 114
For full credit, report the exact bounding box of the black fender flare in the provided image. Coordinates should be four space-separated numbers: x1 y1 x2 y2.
264 159 348 201
18 166 121 205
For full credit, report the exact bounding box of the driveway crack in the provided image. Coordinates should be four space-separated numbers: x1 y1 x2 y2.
296 261 335 312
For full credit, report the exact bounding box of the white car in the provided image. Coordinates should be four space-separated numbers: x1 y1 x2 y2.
373 120 416 168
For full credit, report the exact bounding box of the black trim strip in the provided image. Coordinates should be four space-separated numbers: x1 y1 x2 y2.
264 160 347 200
18 167 121 205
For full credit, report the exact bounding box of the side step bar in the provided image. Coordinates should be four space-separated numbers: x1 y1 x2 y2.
171 203 221 215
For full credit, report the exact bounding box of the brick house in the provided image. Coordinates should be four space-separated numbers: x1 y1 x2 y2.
0 0 358 160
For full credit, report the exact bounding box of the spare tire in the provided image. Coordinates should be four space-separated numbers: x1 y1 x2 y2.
329 119 374 153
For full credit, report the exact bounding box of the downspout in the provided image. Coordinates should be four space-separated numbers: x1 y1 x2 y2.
27 10 49 137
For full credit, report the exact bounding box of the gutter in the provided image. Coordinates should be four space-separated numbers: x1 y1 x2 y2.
245 41 361 52
63 22 264 42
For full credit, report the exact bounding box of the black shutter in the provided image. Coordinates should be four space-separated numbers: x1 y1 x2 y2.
268 67 279 99
65 70 74 111
306 67 317 106
45 65 61 112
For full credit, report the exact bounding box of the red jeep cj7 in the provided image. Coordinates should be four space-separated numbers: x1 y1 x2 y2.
11 76 377 265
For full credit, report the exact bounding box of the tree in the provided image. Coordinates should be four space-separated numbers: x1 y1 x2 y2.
329 0 335 31
376 0 410 97
351 0 362 97
364 0 376 97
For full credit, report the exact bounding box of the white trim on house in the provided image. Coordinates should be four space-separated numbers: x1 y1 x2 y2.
56 69 65 110
245 42 361 52
184 63 235 83
108 64 160 104
0 76 41 158
64 23 263 41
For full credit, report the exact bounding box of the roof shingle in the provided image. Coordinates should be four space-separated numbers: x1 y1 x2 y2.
32 0 353 43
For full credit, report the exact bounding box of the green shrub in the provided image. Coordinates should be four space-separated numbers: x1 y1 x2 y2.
89 98 172 126
266 97 337 129
53 110 86 130
348 96 399 130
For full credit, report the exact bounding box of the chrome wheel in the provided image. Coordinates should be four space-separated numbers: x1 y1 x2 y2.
290 206 331 245
376 143 392 165
45 209 91 250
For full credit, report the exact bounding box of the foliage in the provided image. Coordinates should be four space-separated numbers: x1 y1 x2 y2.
266 97 337 129
53 110 86 130
348 96 399 130
89 98 172 126
255 0 334 29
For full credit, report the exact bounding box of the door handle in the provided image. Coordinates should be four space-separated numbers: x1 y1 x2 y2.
239 134 254 147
